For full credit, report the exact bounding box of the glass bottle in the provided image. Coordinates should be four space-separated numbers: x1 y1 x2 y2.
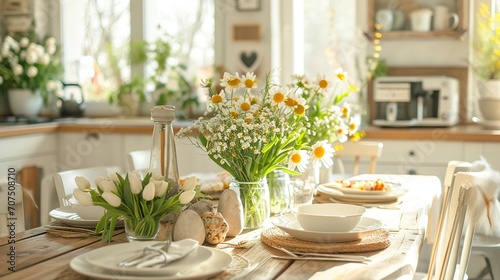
149 105 180 194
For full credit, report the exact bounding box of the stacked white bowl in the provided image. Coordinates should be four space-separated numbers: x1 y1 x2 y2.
477 81 500 121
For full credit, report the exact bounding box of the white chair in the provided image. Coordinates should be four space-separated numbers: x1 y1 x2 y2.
422 171 482 280
0 179 25 236
438 161 500 280
321 141 383 183
52 166 122 207
333 141 383 175
127 150 151 177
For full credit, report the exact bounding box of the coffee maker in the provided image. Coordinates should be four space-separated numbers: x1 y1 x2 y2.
372 76 459 127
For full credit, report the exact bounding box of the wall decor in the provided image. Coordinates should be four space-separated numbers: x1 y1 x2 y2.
238 50 261 72
235 0 261 11
233 23 261 42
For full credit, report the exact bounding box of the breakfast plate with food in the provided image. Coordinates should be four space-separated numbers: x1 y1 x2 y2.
318 179 408 203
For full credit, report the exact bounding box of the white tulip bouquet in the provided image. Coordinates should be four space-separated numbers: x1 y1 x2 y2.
73 172 204 242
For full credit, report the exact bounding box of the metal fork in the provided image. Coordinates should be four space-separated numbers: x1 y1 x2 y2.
118 240 171 267
276 247 371 262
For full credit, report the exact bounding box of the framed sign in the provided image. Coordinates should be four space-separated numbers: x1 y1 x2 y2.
235 0 260 11
233 24 261 42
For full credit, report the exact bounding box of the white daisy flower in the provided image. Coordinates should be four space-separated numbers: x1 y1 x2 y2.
310 140 335 168
242 72 257 90
335 125 349 143
334 67 348 82
220 72 242 92
314 74 331 93
270 86 289 107
288 149 310 172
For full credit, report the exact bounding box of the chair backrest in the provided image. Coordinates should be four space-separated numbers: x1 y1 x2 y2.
52 166 122 207
334 141 383 175
427 171 482 280
127 150 151 176
0 179 25 236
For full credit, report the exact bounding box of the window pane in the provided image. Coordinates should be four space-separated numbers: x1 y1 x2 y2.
61 0 130 101
144 0 214 115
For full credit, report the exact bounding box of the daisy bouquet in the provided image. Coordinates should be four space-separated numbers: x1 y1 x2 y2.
290 68 364 147
178 71 335 228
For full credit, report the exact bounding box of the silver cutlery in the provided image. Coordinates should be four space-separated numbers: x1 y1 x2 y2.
118 241 171 267
273 247 371 263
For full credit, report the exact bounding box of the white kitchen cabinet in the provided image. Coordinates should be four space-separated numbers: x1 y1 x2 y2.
57 132 123 171
463 142 500 171
0 133 58 229
350 139 465 182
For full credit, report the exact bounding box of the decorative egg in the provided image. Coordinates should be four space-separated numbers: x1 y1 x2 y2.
201 211 229 244
188 200 213 216
217 189 243 236
173 209 205 244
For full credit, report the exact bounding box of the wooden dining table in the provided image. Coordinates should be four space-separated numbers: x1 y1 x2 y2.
0 174 441 280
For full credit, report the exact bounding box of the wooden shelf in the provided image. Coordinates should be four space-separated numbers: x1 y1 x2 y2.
367 0 469 41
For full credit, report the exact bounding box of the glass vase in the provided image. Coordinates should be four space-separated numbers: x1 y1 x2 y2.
266 170 291 215
230 178 270 229
124 216 161 242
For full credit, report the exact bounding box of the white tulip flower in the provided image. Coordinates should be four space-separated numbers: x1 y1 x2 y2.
0 76 3 85
102 191 121 207
45 37 56 47
73 188 93 206
75 176 91 191
182 176 197 192
20 50 26 60
179 190 196 204
13 64 23 76
27 66 38 77
36 45 44 57
154 180 168 197
142 182 155 201
40 53 50 65
94 176 105 191
1 48 9 57
99 180 117 193
46 45 56 55
128 172 143 194
108 172 119 183
19 37 29 47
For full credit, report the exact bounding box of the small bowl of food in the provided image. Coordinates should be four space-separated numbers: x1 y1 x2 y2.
295 204 365 232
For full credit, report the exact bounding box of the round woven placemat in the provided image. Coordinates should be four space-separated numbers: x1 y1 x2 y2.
261 227 391 253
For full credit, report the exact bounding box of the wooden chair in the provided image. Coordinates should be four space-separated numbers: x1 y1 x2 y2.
127 150 151 177
0 179 25 236
333 141 383 175
52 166 122 207
423 171 482 280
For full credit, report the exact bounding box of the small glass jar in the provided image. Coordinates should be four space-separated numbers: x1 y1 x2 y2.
230 178 270 229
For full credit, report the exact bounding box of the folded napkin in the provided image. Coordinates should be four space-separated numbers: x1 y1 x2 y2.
136 239 199 268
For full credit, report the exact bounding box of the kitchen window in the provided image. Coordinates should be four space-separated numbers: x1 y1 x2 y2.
60 0 214 103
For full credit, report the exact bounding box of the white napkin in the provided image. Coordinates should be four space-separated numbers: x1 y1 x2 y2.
136 239 199 268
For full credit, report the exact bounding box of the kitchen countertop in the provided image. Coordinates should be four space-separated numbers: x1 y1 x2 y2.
1 117 500 142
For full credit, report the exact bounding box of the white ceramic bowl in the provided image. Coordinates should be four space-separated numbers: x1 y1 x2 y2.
71 204 105 220
478 98 500 120
295 204 365 232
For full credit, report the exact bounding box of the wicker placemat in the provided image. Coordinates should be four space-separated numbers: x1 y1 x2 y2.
260 227 391 253
44 221 98 238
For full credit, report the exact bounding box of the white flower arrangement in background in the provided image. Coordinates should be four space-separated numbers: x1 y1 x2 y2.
0 34 62 104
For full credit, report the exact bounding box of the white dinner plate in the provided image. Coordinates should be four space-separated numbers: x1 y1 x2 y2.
85 241 213 276
271 214 382 243
49 206 102 228
70 246 232 280
321 180 404 196
317 185 406 203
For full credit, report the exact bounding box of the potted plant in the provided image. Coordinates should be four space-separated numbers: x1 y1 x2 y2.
473 3 500 99
108 76 146 116
0 30 62 117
